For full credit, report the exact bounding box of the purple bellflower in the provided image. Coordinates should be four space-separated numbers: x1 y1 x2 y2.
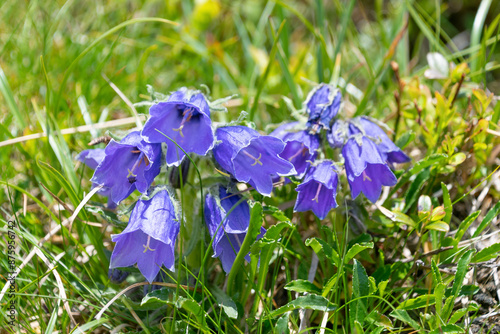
76 149 106 170
350 117 411 164
142 88 214 166
342 136 397 203
110 189 179 283
90 131 161 205
270 123 320 178
294 161 339 220
326 119 349 149
213 126 296 196
204 188 265 273
76 148 117 208
305 84 342 132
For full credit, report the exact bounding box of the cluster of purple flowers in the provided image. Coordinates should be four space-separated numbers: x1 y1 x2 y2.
76 83 409 283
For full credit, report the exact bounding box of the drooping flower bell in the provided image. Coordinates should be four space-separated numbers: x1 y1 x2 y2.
305 84 342 132
349 117 411 164
141 87 214 166
270 122 320 178
294 161 339 220
76 148 106 170
204 188 265 273
76 148 119 208
90 131 161 204
213 126 296 196
109 189 179 283
342 136 397 203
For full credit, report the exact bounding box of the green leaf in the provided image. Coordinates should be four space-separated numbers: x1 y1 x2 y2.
451 250 474 297
395 131 415 149
455 211 481 242
449 153 466 166
389 309 421 330
227 201 263 296
472 242 500 263
425 221 450 232
350 260 369 327
276 312 290 334
141 289 173 308
472 202 500 238
211 286 238 319
397 294 436 310
409 154 448 176
449 303 479 325
176 297 204 325
431 259 443 284
345 242 374 264
284 279 321 294
305 237 340 267
435 283 446 315
266 295 336 319
428 324 465 334
263 205 291 223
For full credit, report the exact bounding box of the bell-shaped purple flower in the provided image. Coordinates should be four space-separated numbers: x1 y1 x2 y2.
327 120 349 149
213 126 296 196
110 189 179 283
204 188 265 273
350 117 411 164
305 84 342 132
294 161 339 220
141 88 214 166
270 123 320 178
342 137 397 203
76 148 106 170
90 131 161 204
76 148 117 208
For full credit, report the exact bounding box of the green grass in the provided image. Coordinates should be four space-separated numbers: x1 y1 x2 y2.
1 0 500 333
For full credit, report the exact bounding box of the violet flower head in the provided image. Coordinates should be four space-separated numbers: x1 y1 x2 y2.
142 87 214 166
76 149 106 170
110 189 179 283
327 120 349 149
76 148 117 208
294 161 339 220
351 117 411 164
270 123 320 178
90 131 161 204
213 126 296 196
305 84 342 132
204 189 265 273
342 136 397 203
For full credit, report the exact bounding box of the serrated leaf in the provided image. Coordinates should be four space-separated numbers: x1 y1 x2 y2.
284 279 321 294
397 294 435 310
276 312 290 334
345 242 374 264
350 260 369 327
141 289 172 306
263 205 291 223
266 295 336 319
472 242 500 263
305 237 340 267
